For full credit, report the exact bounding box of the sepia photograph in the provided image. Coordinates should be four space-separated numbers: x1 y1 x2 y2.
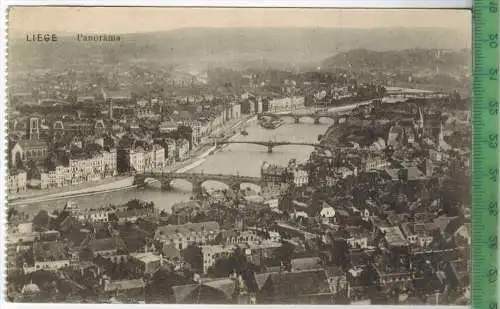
5 7 471 305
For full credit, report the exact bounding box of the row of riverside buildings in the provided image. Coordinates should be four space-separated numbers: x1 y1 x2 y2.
9 139 187 191
40 149 118 189
7 93 306 194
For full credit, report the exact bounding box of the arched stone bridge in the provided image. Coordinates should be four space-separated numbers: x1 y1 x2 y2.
216 140 333 153
133 171 262 196
262 112 344 124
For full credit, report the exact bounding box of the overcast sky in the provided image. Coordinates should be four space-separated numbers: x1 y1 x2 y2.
9 7 470 35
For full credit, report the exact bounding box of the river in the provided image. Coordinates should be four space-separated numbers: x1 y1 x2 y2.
16 117 333 217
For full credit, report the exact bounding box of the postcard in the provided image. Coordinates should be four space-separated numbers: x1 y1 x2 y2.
4 6 471 305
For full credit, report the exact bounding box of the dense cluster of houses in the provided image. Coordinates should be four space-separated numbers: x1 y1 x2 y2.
7 82 316 196
6 97 470 305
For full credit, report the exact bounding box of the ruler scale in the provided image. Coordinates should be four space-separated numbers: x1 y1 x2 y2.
473 1 500 309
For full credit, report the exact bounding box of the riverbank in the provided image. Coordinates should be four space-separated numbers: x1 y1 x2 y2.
10 101 367 207
9 175 132 203
326 99 373 113
9 115 256 207
12 112 329 216
389 82 468 97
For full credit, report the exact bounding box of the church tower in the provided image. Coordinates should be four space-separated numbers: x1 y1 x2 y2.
437 122 451 151
415 107 425 140
418 107 424 130
438 122 446 147
27 117 40 141
108 99 114 120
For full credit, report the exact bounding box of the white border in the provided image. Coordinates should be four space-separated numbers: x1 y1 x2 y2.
0 1 472 309
0 0 474 8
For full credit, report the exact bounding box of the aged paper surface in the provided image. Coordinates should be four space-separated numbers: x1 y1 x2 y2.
5 7 471 305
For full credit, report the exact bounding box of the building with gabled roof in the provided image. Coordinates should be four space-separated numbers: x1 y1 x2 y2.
378 226 409 248
155 221 220 250
258 269 332 304
171 276 245 304
104 278 145 293
81 237 127 257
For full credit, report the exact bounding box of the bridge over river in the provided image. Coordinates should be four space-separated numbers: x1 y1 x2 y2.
262 111 350 124
133 171 262 196
216 140 332 153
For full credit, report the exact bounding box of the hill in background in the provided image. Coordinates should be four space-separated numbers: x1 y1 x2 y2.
8 27 469 73
321 48 469 74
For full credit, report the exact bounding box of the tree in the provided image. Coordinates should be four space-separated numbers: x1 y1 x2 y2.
70 144 83 156
27 159 37 170
15 152 24 169
210 248 259 278
116 147 130 173
43 154 57 171
177 125 193 149
32 210 50 232
95 224 113 238
7 207 19 223
26 159 41 180
16 247 34 268
56 279 75 300
147 269 193 302
278 187 295 214
182 245 203 272
126 198 145 210
440 166 470 216
145 201 155 210
308 197 324 218
191 212 209 223
7 268 26 291
79 247 94 261
384 145 395 159
29 270 59 292
106 212 118 223
276 242 295 271
85 142 103 155
210 257 237 277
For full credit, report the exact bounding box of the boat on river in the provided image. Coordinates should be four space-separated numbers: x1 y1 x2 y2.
259 117 284 129
63 200 79 212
